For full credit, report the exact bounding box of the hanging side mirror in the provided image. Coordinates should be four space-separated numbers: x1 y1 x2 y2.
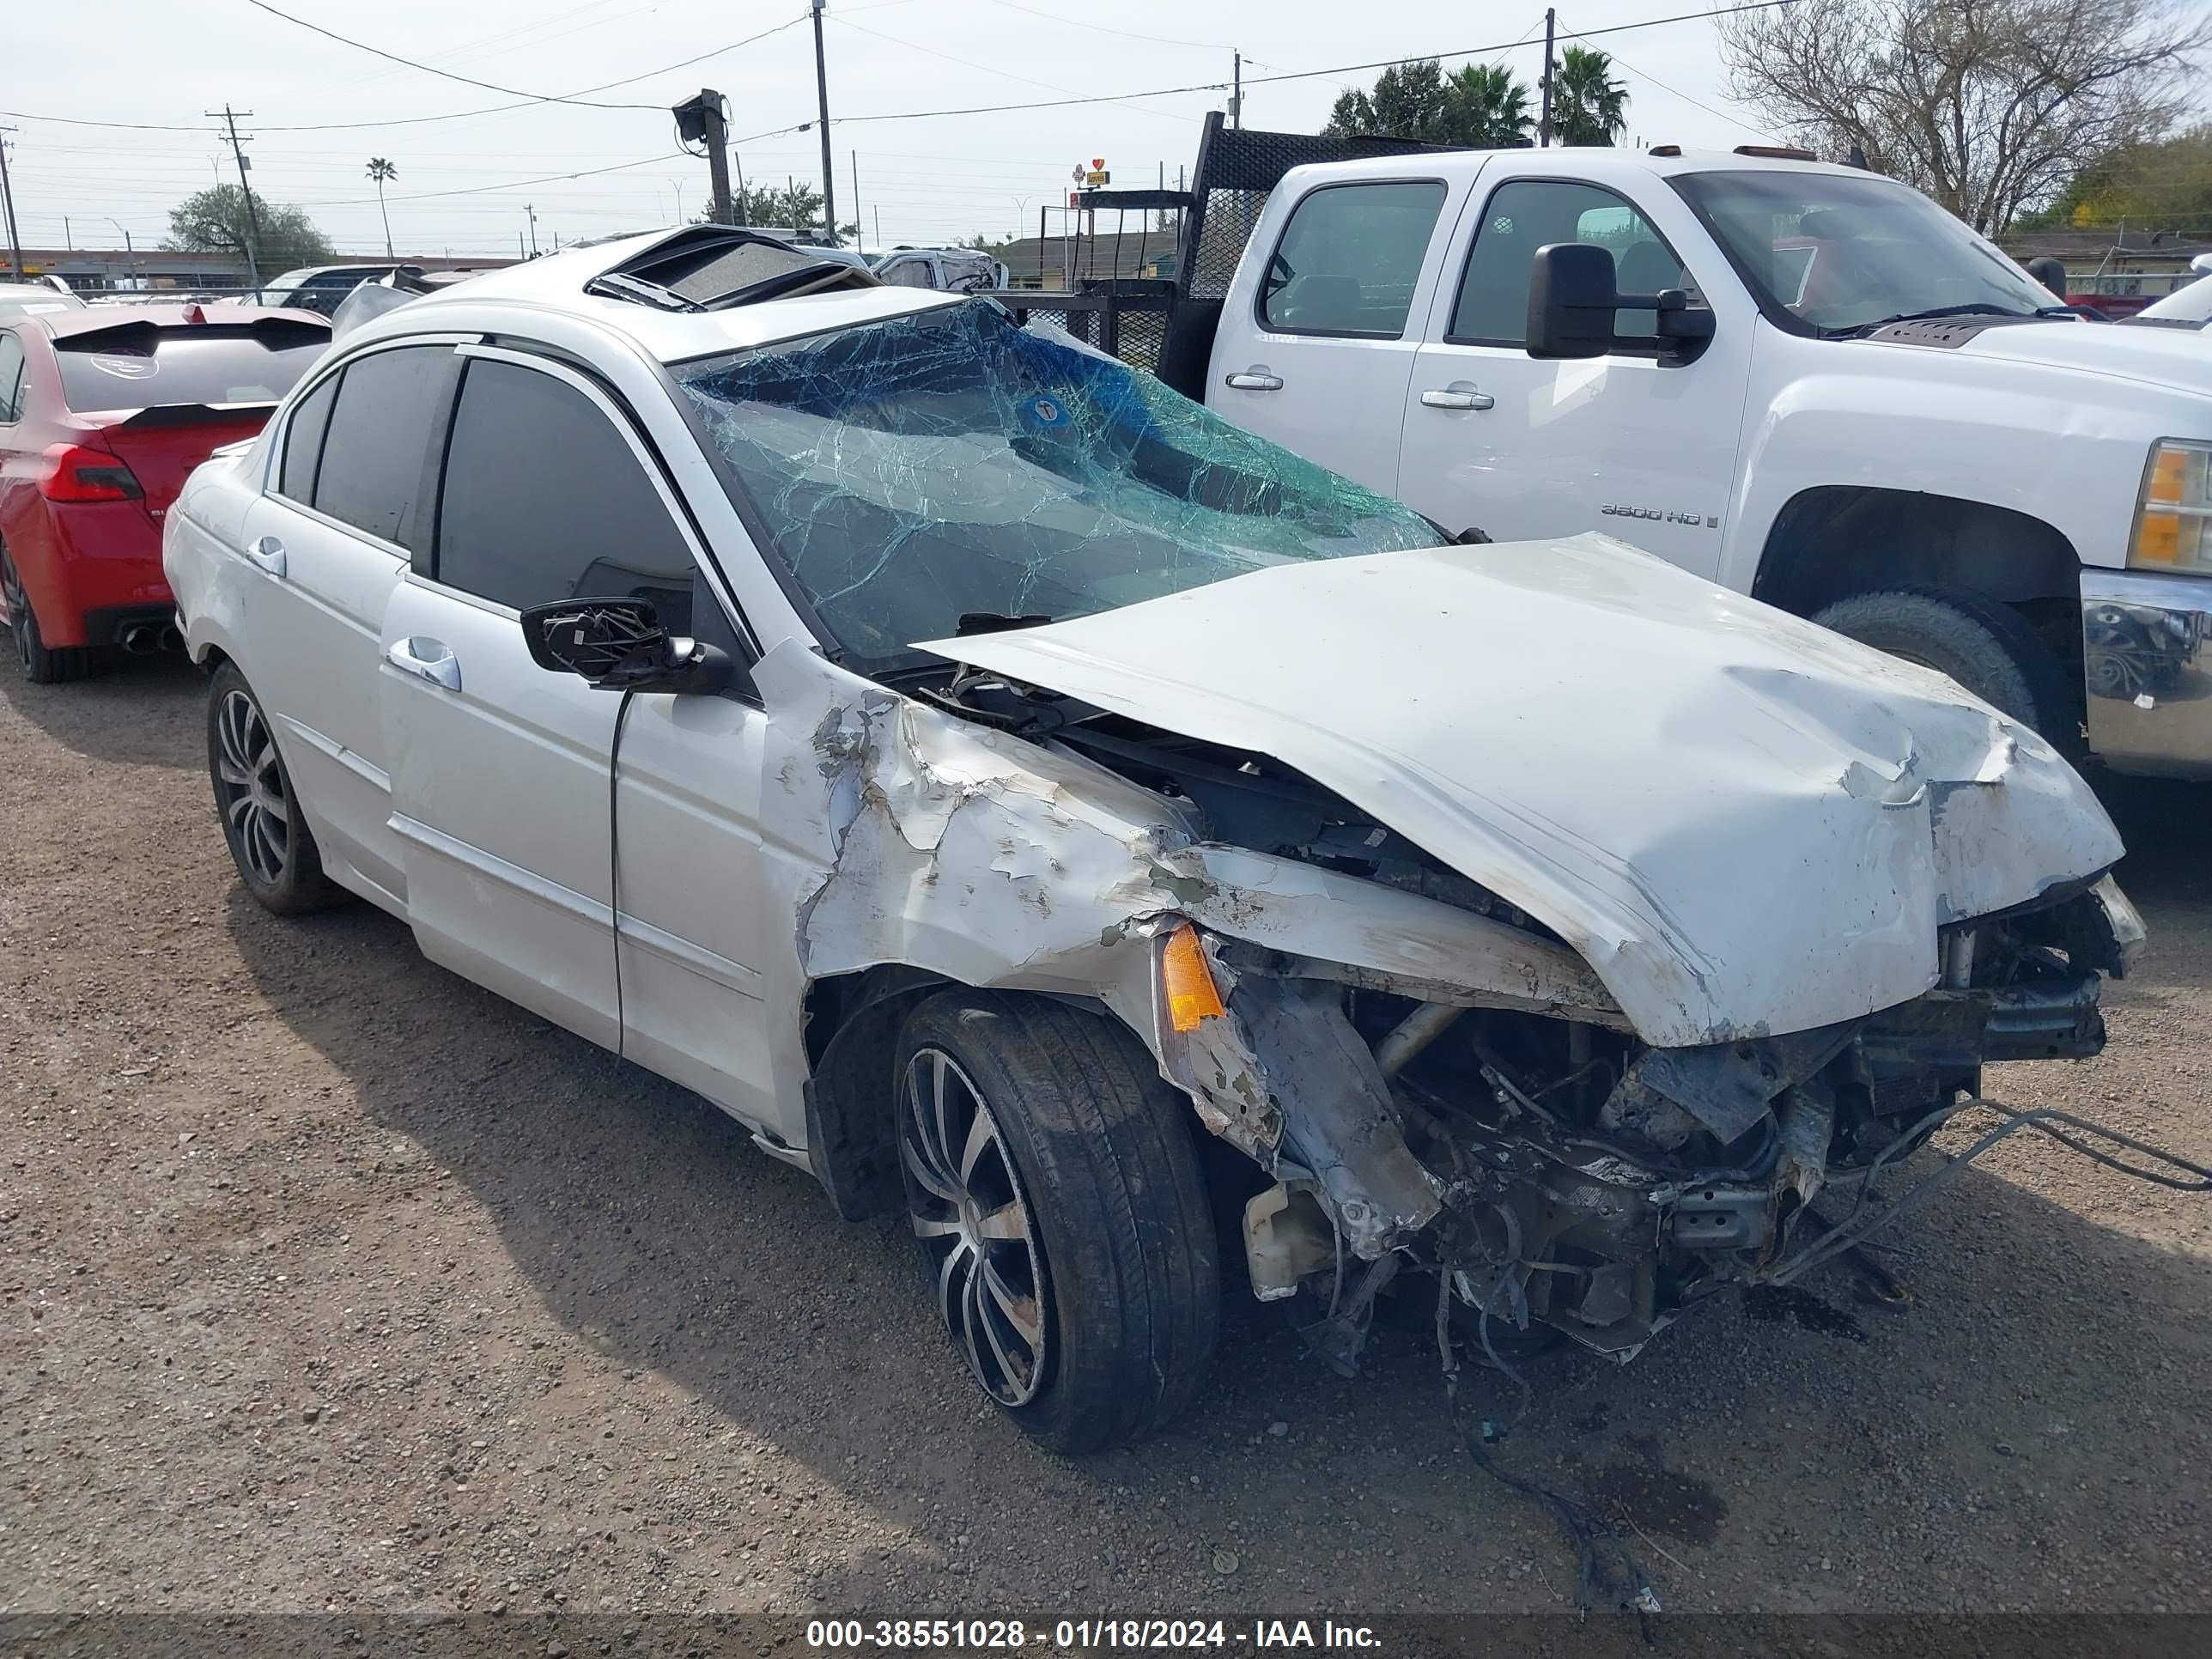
520 596 733 696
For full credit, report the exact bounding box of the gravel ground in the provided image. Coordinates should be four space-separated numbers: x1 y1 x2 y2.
3 655 2208 1620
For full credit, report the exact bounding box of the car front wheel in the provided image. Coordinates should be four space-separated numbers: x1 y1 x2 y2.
206 660 348 915
895 991 1219 1454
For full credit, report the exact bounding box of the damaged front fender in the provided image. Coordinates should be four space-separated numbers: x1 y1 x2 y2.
754 642 1622 1250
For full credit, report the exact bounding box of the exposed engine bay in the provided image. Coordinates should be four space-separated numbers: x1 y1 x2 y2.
921 659 2150 1362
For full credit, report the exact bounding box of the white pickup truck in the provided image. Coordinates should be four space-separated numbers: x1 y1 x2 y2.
1138 130 2212 780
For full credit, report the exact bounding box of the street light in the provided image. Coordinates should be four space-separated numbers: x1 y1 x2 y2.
105 216 139 289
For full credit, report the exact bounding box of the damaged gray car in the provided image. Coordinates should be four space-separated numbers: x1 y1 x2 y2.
167 228 2163 1454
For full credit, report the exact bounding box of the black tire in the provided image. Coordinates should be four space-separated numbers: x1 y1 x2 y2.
893 990 1220 1454
205 660 349 915
2 546 91 686
1812 586 2075 738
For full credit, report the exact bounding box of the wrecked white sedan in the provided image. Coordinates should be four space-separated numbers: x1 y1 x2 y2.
165 228 2147 1453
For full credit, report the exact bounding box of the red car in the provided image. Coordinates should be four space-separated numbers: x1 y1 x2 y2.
0 303 330 683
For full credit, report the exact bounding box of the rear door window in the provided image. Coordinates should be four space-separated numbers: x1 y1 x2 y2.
53 322 329 411
434 356 698 629
1258 180 1447 337
309 344 458 551
276 372 340 504
0 332 23 422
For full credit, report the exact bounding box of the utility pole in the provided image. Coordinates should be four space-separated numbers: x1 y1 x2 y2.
674 91 734 225
1231 52 1242 129
0 129 21 279
811 0 839 244
850 149 862 254
525 203 538 256
1538 8 1556 148
208 106 264 289
704 97 732 225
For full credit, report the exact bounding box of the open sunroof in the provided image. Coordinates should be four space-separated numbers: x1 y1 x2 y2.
585 227 878 313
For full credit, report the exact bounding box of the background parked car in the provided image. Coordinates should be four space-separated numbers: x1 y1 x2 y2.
0 301 330 682
257 264 422 317
871 246 1006 291
0 282 88 322
2125 266 2212 331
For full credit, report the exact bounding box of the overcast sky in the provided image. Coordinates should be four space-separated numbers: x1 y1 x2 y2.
4 0 1787 261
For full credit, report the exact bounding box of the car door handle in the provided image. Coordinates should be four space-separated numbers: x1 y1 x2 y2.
246 535 287 577
1223 369 1284 392
386 636 462 691
1420 386 1495 411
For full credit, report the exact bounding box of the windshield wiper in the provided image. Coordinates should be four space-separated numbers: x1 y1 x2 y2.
1826 302 2039 338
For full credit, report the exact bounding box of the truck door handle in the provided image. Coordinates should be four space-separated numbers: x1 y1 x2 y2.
386 637 462 691
1223 369 1284 392
1421 386 1495 411
246 536 288 577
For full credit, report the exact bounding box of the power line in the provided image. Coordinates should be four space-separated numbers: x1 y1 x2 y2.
0 15 806 134
828 0 1796 124
240 0 665 109
1559 25 1777 140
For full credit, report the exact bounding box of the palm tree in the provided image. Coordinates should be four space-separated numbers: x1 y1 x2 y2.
1551 46 1628 147
365 157 398 258
1443 63 1533 149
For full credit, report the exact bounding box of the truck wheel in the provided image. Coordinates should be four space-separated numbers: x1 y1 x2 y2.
894 990 1219 1454
3 548 89 685
206 660 349 915
1812 586 2075 738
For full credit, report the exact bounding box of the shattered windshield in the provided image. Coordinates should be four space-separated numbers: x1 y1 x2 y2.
670 301 1441 664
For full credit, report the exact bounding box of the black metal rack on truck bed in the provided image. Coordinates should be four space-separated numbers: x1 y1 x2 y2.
999 111 1446 398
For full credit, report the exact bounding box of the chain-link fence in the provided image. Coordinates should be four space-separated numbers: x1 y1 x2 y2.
1000 286 1175 372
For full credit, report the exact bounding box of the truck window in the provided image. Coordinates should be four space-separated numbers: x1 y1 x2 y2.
1448 179 1698 348
1258 181 1446 338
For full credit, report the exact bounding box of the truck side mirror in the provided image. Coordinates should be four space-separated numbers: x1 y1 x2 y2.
1528 241 1715 361
1527 243 1620 360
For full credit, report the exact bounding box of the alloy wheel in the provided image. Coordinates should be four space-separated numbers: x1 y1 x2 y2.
215 689 292 884
899 1047 1050 1406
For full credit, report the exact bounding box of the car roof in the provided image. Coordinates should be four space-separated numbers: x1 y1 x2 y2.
30 301 331 339
0 282 86 304
376 227 963 362
1286 146 1881 187
268 264 408 283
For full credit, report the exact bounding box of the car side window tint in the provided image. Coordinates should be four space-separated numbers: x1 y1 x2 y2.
312 345 455 550
277 373 340 504
434 357 698 630
0 333 23 423
1449 179 1699 347
1259 181 1446 337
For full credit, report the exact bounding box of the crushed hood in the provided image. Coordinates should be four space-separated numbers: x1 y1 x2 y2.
919 533 2124 1046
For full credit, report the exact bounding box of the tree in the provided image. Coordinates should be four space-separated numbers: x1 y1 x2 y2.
366 158 398 259
1719 0 2210 234
701 180 856 241
1325 58 1534 148
165 185 335 274
1550 46 1628 146
1448 64 1536 149
2017 122 2212 234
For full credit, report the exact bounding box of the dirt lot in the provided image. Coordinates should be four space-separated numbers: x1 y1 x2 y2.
3 655 2209 1621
